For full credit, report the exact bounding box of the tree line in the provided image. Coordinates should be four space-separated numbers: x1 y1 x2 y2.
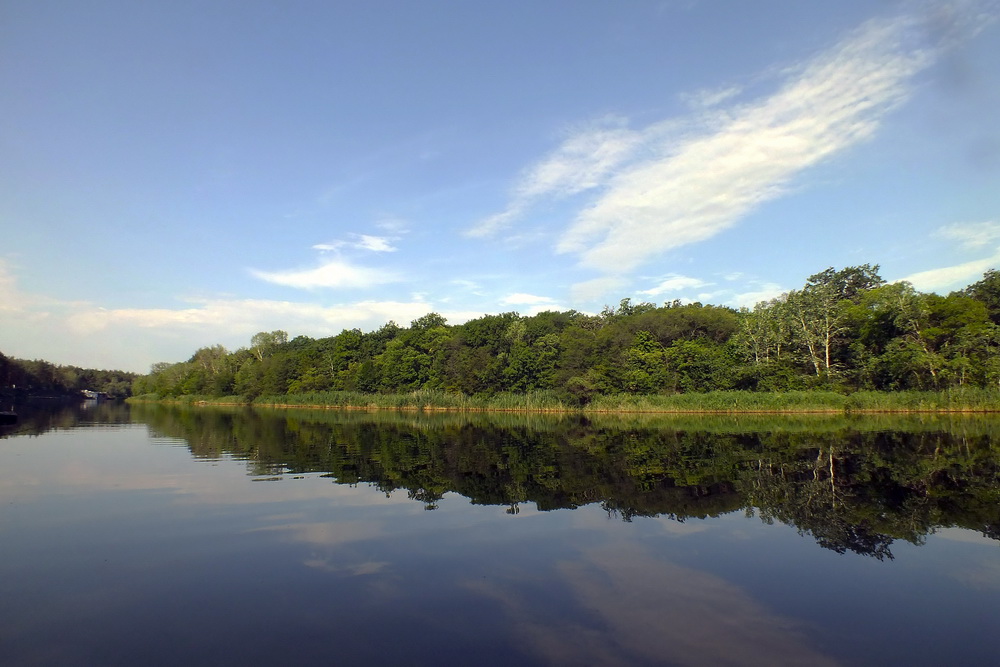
133 264 1000 403
0 352 137 399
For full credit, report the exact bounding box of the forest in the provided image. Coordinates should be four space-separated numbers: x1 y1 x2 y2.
132 265 1000 405
0 352 137 399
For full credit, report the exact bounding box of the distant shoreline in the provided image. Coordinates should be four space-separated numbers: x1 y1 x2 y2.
127 388 1000 415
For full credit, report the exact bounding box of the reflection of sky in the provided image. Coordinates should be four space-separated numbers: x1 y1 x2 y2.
1 425 998 666
469 541 840 666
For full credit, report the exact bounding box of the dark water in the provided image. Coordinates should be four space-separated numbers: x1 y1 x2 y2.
1 402 998 666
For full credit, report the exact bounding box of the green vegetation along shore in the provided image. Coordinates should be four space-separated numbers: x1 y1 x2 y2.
128 387 1000 414
130 264 1000 413
0 351 136 400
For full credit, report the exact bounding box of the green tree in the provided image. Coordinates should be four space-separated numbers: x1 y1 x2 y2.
250 330 288 362
622 331 669 393
964 268 1000 324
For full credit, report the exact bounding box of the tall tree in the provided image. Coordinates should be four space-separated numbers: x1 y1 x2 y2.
250 330 288 362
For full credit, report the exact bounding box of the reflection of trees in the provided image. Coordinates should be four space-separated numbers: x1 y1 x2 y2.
129 404 1000 558
1 400 131 438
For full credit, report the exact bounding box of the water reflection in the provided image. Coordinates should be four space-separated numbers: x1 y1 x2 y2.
0 398 130 436
128 404 1000 560
4 403 1000 665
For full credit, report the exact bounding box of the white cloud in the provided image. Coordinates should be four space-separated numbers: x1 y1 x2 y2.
450 279 485 296
0 258 436 370
466 117 640 237
726 283 786 308
375 216 411 234
684 280 787 308
680 84 743 109
936 221 1000 249
898 250 1000 292
472 7 983 278
312 233 398 253
355 235 396 252
515 117 640 201
66 297 437 337
467 207 525 239
639 274 712 296
500 293 557 306
521 303 570 316
559 13 934 271
570 276 628 303
251 258 400 289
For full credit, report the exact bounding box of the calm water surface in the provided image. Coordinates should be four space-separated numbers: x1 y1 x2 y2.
1 402 998 666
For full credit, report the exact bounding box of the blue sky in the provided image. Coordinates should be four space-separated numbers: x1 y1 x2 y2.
2 0 999 372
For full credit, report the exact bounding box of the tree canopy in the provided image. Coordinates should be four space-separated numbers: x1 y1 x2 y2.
133 265 1000 402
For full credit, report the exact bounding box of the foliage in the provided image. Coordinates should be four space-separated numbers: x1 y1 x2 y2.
132 266 1000 409
0 351 136 398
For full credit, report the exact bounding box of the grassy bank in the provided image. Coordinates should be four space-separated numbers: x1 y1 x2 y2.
589 388 1000 413
128 387 1000 414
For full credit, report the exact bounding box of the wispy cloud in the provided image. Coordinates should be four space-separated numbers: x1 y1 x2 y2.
680 83 744 109
312 233 398 253
450 279 485 297
500 293 557 306
65 297 434 335
467 116 640 238
269 233 403 289
935 221 1000 249
638 271 785 308
559 13 936 271
570 276 628 303
639 274 712 296
898 250 1000 292
374 216 411 234
469 5 989 297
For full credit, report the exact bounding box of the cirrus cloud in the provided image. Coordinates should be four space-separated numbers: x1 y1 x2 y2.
558 12 935 272
898 250 1000 292
935 221 1000 249
468 4 992 302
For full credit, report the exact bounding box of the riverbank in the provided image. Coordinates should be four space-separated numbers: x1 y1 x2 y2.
127 388 1000 414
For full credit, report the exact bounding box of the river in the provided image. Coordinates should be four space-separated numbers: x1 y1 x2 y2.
1 401 997 665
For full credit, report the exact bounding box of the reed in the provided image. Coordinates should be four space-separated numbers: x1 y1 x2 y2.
252 389 571 412
843 388 1000 412
133 388 1000 415
585 390 849 413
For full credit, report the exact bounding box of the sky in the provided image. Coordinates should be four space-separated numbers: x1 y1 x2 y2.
2 0 999 373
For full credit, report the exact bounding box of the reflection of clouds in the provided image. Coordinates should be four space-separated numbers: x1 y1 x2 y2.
471 543 839 667
261 520 395 589
654 517 711 536
304 558 389 576
934 527 998 546
564 544 839 666
248 520 383 547
936 529 1000 591
951 558 1000 591
0 427 418 512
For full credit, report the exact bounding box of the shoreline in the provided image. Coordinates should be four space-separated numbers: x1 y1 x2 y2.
126 396 1000 415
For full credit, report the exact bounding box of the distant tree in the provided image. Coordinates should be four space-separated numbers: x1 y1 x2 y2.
410 312 448 330
963 268 1000 324
250 330 288 362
